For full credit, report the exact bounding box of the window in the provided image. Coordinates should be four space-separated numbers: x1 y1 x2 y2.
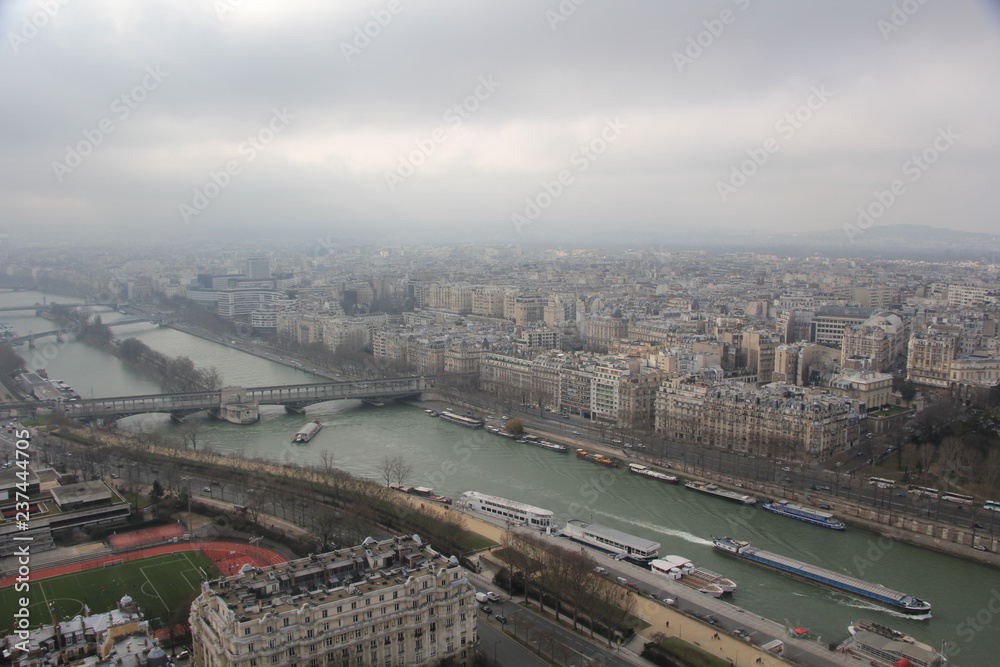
392 591 398 599
322 610 328 618
306 629 314 639
270 656 278 665
351 602 357 610
244 627 251 636
283 618 290 627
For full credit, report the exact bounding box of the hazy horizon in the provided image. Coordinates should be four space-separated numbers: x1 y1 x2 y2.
2 0 999 244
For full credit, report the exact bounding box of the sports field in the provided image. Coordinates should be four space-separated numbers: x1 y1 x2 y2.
0 551 219 635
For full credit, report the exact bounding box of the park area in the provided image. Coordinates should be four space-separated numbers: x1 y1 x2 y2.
0 550 219 636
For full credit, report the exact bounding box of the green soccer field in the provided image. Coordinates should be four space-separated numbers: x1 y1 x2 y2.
0 551 219 635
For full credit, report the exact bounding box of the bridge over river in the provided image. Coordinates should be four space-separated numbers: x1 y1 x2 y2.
0 376 436 423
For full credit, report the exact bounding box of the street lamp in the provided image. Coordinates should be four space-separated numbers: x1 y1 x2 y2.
249 535 262 565
493 640 500 665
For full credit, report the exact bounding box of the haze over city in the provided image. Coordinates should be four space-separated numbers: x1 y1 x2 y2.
2 0 1000 246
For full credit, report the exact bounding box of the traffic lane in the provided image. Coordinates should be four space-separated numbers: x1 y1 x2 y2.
476 620 549 667
490 600 634 667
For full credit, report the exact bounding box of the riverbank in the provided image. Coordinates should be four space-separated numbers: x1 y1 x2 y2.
412 394 1000 570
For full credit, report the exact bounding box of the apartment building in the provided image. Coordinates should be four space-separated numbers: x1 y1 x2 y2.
655 377 864 459
907 332 959 389
585 316 627 351
840 312 908 372
809 307 872 348
189 536 477 667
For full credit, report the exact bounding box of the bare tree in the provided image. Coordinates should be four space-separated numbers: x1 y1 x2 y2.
938 436 965 491
311 506 342 551
917 443 936 482
983 449 1000 499
318 450 337 478
376 455 414 487
178 420 202 450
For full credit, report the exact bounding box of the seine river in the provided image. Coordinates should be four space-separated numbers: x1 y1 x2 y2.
3 291 998 664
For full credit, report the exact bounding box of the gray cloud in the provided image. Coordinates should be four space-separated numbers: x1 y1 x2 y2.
1 0 998 243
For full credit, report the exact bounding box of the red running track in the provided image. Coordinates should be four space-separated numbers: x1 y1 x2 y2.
0 541 289 589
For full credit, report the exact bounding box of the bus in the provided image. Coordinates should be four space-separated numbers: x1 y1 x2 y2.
868 476 896 488
908 485 940 498
941 492 975 505
983 500 1000 512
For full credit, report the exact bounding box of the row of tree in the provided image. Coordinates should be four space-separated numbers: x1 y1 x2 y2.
117 337 223 392
495 531 637 647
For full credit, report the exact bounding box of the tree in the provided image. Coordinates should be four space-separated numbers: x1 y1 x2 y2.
900 380 917 406
917 443 935 481
938 436 965 490
179 420 201 450
150 480 164 504
983 448 1000 499
376 455 413 487
504 418 524 435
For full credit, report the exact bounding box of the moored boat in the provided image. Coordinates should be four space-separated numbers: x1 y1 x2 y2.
459 491 556 532
563 519 659 564
839 620 946 666
628 463 678 484
389 483 452 505
712 537 931 617
762 500 845 530
438 410 484 428
575 449 620 468
292 419 323 443
651 555 736 597
685 481 756 505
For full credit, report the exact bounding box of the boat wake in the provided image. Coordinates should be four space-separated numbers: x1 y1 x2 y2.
830 592 932 621
610 516 713 546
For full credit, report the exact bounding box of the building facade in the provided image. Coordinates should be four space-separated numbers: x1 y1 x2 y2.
190 536 477 667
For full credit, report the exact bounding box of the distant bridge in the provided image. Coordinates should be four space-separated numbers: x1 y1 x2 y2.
6 316 160 345
0 376 437 423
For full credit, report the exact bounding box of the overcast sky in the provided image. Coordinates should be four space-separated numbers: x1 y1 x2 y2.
2 0 999 245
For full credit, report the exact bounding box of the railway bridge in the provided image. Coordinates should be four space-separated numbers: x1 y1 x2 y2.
0 376 437 424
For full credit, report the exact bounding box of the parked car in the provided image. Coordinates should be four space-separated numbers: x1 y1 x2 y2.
661 598 676 606
818 503 832 510
480 605 492 614
495 615 507 625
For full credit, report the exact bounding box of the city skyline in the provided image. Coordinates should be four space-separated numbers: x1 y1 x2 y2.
2 0 1000 243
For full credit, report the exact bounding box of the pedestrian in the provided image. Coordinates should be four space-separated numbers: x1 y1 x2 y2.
664 620 669 628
